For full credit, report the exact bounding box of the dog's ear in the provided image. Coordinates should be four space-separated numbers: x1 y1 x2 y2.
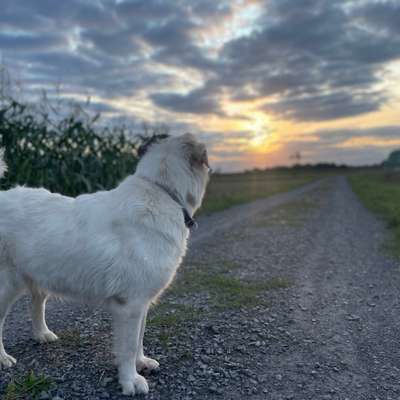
137 134 169 158
181 133 209 169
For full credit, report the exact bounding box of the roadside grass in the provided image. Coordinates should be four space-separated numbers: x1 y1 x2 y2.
3 371 52 400
174 269 290 309
148 303 199 348
349 171 400 256
200 170 328 215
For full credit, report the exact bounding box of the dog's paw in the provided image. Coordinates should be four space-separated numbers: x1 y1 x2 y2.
33 330 59 343
120 374 149 396
0 352 16 369
137 356 160 373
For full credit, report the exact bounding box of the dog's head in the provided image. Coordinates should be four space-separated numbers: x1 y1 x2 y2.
136 133 210 214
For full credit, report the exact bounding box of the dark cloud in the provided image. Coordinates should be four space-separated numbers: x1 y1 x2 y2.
0 33 66 51
218 0 400 120
0 0 114 30
315 126 400 144
151 82 223 115
115 0 180 21
80 29 142 57
0 0 223 101
264 91 385 121
357 1 400 37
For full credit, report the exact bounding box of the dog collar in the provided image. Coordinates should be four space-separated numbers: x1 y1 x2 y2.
183 208 198 229
141 177 198 230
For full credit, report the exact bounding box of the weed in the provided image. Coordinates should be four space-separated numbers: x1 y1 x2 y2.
166 259 290 311
148 303 200 349
3 371 52 400
148 259 290 348
179 271 290 310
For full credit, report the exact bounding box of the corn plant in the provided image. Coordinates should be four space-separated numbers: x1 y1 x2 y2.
0 98 158 196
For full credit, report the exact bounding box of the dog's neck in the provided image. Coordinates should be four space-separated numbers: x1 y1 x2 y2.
135 156 206 217
140 176 197 229
137 172 198 216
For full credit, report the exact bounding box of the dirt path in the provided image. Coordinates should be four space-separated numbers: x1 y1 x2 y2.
1 177 399 400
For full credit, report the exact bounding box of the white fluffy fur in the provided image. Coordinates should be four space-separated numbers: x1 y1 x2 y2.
0 133 209 396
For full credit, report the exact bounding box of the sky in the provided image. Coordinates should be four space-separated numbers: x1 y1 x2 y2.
1 0 400 171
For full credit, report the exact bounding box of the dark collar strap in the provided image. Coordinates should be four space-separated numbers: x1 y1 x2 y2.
142 177 198 230
183 208 198 229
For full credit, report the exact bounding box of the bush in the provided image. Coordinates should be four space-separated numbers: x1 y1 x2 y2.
0 98 157 196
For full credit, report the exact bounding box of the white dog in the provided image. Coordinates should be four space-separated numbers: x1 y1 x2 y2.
0 134 209 396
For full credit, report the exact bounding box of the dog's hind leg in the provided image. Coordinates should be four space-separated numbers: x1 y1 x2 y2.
136 307 159 373
30 286 58 343
0 268 24 369
112 305 149 396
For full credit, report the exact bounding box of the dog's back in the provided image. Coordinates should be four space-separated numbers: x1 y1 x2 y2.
0 175 188 303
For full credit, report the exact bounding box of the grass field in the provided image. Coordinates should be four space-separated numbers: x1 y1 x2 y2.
199 169 328 215
350 171 400 256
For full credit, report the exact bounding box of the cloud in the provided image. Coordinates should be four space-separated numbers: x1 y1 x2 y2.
264 91 385 121
0 33 66 51
3 0 399 121
80 29 142 58
217 0 400 120
357 0 400 37
314 125 400 144
151 82 224 115
0 0 400 169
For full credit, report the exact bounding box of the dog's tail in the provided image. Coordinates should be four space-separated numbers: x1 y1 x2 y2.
0 148 7 178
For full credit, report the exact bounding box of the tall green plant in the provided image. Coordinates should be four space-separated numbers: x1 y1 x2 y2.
0 98 148 196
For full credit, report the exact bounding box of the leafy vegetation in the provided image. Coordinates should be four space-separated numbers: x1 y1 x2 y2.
0 98 141 196
350 171 400 256
3 371 52 400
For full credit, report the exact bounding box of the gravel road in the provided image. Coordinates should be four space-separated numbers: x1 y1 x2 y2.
1 176 399 400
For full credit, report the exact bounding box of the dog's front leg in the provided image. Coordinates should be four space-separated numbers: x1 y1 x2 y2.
136 307 159 373
113 306 149 396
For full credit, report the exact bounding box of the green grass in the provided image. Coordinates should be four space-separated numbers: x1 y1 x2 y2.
349 171 400 256
148 258 290 349
148 303 200 348
200 170 327 215
176 269 290 310
3 372 52 400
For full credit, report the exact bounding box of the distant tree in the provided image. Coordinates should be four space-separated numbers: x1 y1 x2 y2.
384 150 400 182
384 150 400 170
